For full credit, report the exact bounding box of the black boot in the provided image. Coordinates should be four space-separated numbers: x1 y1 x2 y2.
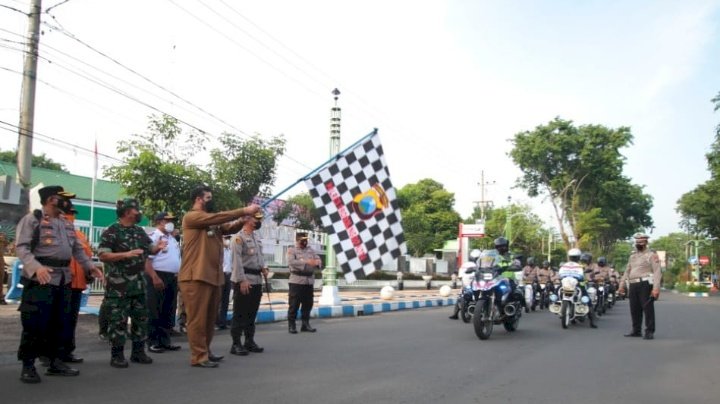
20 360 41 384
230 334 249 356
46 359 80 376
110 346 129 368
449 302 460 319
288 320 298 334
130 341 153 364
301 320 316 333
244 328 264 353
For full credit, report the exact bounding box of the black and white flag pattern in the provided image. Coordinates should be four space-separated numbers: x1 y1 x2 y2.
305 133 406 282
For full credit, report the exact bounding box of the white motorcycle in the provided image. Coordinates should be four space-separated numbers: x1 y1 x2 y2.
548 263 597 329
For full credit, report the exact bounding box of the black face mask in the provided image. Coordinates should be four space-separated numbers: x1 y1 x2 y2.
254 221 262 230
54 197 71 212
635 244 646 251
204 200 216 213
134 213 143 224
300 241 308 248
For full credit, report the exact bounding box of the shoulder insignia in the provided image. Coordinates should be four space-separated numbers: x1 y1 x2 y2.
235 237 242 244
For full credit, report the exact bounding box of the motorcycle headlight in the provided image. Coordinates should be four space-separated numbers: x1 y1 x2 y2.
549 294 558 302
598 286 604 292
588 287 597 294
499 283 509 293
581 296 590 304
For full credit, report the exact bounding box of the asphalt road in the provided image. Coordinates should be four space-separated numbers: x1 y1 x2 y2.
1 293 719 404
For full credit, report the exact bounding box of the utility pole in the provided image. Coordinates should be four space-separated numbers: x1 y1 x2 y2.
319 88 342 306
16 0 42 188
473 170 495 221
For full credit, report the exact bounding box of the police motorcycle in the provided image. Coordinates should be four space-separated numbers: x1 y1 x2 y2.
548 249 597 329
472 250 524 340
449 250 481 323
458 252 481 323
535 279 553 310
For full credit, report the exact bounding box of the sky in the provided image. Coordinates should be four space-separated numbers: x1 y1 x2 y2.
1 0 719 239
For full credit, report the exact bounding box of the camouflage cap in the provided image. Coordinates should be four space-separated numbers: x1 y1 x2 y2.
117 198 142 211
633 232 650 240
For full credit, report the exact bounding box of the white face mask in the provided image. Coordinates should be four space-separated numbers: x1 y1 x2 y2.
223 239 230 247
164 222 175 233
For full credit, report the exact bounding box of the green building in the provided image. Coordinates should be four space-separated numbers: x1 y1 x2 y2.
0 161 129 246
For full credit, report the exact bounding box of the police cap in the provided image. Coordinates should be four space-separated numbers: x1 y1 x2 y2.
633 232 650 240
39 185 76 204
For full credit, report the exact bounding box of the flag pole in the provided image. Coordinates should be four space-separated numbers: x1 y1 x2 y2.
89 138 97 246
260 128 377 208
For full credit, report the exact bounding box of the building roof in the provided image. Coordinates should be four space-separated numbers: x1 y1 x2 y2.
0 161 124 203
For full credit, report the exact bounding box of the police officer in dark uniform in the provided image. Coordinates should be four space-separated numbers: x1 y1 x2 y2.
287 232 321 334
15 186 104 384
229 212 267 355
618 232 662 340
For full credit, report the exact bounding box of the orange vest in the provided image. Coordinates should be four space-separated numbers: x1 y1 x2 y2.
70 229 93 290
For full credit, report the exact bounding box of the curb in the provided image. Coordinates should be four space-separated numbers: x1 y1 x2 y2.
79 297 458 323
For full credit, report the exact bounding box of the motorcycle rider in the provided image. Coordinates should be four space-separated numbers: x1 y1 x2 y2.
595 256 614 296
521 257 538 312
449 250 481 320
536 260 554 307
489 238 523 307
556 248 597 328
579 252 596 281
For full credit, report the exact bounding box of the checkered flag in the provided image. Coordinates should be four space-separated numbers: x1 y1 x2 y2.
305 132 406 282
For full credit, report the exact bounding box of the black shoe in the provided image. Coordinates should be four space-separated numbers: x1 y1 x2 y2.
643 333 654 340
590 323 598 329
244 342 264 353
230 344 249 356
448 314 459 320
289 322 298 334
192 360 219 368
130 352 153 364
148 345 165 354
215 324 228 330
59 354 84 364
624 332 642 337
208 354 224 362
301 321 316 333
46 361 80 377
161 344 181 351
20 366 41 384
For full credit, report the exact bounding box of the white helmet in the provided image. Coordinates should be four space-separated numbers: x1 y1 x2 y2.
568 248 582 260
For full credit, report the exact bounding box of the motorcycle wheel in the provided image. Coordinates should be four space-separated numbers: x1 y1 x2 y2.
503 312 520 332
460 301 472 323
560 300 571 329
473 300 493 340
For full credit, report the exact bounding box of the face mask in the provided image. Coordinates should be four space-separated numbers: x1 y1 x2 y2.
223 239 230 247
134 213 143 224
204 199 216 213
254 221 262 230
164 222 175 233
300 241 308 248
635 244 646 251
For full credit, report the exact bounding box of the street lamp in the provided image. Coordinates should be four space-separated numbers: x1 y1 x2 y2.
504 212 529 246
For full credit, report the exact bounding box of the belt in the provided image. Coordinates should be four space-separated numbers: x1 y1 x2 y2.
244 267 261 275
628 277 651 284
36 257 71 267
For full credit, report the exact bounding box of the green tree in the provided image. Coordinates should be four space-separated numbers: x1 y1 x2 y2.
677 91 720 237
397 179 462 256
509 117 653 251
270 192 322 231
466 204 550 260
105 115 210 217
106 114 285 220
210 133 286 209
0 149 68 172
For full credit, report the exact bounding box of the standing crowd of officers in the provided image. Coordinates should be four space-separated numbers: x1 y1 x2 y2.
12 184 321 383
450 233 662 339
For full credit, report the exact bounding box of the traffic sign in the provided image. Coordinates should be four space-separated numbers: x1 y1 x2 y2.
699 256 710 266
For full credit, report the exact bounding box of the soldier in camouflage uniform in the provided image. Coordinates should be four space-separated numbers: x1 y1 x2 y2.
98 198 166 368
